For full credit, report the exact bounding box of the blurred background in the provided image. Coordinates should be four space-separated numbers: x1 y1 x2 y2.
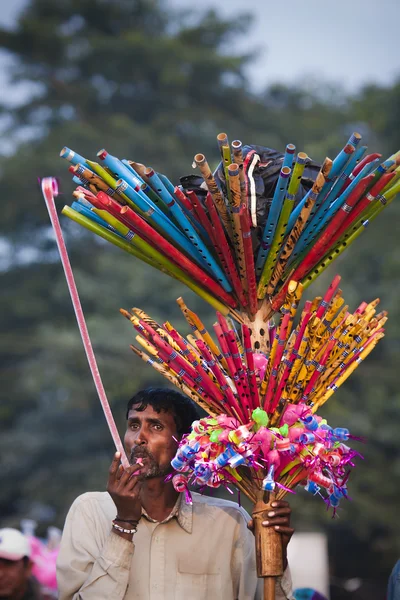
0 0 400 597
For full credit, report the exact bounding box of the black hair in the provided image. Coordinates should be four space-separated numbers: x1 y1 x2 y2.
126 387 199 435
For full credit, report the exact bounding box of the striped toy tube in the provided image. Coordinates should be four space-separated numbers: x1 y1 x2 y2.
72 164 124 199
136 317 224 405
331 145 368 197
195 339 246 422
70 201 117 233
96 192 237 308
217 132 233 204
306 141 358 220
282 144 296 169
264 311 291 413
204 193 248 308
240 204 258 316
213 322 252 419
315 275 341 320
292 159 380 260
115 178 202 263
217 313 252 408
241 325 261 409
98 149 149 196
266 158 332 297
327 171 396 243
60 146 95 172
363 157 397 192
227 164 248 293
341 152 382 192
276 173 376 300
144 167 232 292
176 298 228 370
312 339 380 411
166 329 227 405
300 178 400 291
186 189 234 283
270 303 313 420
257 153 308 299
98 150 171 217
286 133 360 233
129 343 218 417
255 166 292 277
121 159 145 184
159 174 210 240
310 133 360 209
194 153 231 233
300 338 336 404
231 140 246 204
155 346 222 414
173 187 209 239
63 206 231 314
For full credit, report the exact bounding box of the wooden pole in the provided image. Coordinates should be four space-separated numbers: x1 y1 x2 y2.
264 577 276 600
252 490 283 600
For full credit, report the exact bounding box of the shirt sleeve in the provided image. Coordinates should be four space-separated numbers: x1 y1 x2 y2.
57 494 135 600
230 508 294 600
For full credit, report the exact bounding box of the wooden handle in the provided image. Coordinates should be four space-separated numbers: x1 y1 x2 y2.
264 577 276 600
252 492 283 578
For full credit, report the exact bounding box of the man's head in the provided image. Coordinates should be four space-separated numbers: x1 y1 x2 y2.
0 528 32 599
124 387 199 480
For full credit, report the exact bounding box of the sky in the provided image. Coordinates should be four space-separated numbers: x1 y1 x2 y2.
0 0 399 103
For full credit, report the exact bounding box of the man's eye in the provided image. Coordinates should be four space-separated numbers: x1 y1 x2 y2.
153 424 163 431
130 423 139 430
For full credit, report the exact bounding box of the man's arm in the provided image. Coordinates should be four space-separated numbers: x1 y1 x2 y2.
57 495 134 600
57 454 143 600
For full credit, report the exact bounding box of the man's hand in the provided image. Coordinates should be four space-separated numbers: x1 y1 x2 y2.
107 452 143 524
247 500 294 569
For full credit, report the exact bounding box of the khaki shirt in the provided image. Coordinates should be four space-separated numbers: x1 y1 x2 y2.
57 491 293 600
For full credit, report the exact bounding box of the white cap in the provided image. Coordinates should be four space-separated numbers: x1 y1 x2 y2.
0 528 31 561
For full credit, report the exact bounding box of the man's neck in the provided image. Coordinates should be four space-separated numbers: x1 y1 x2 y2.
140 479 179 522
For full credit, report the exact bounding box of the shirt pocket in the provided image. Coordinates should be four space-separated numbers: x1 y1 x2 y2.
175 558 222 600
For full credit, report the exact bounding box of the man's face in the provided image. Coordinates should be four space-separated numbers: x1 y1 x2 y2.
124 405 179 480
0 557 32 599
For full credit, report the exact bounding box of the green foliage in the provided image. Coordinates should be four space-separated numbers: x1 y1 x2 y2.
1 0 400 584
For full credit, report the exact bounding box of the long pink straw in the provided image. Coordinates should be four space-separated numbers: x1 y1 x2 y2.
41 177 129 468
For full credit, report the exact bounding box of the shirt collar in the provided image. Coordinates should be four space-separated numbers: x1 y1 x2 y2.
141 493 193 534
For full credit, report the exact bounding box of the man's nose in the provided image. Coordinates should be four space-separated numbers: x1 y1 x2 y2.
135 430 148 445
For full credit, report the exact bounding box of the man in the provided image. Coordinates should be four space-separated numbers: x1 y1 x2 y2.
0 527 43 600
57 387 294 599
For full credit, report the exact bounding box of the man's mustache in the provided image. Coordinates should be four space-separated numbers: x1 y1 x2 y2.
130 447 155 461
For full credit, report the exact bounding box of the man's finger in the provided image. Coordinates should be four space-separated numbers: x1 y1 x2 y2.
115 464 124 481
271 500 290 509
108 452 121 478
265 507 291 518
247 519 254 532
126 470 143 491
117 463 142 488
273 526 295 536
262 517 290 527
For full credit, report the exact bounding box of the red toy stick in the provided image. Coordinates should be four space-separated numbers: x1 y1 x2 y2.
41 177 129 467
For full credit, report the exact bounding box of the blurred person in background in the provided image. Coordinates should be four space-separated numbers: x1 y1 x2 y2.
0 527 48 600
387 559 400 600
293 589 327 600
57 387 295 599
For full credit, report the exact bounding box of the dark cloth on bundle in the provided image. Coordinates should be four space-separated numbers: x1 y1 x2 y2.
180 145 320 252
